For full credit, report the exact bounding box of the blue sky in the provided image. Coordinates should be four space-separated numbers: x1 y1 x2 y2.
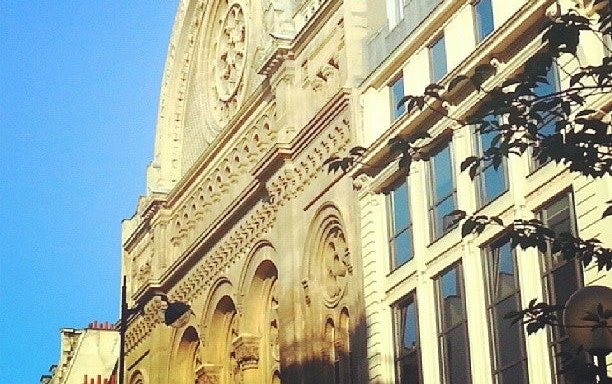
0 2 178 382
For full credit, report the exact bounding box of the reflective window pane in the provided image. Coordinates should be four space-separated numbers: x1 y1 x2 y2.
474 0 494 42
402 300 418 350
482 165 506 203
486 241 529 383
440 267 464 330
444 324 470 384
389 181 414 269
499 362 528 384
430 36 447 83
394 230 413 267
437 196 456 234
429 144 456 239
433 146 453 199
478 121 507 204
494 296 523 368
394 295 422 384
437 264 471 384
492 242 515 300
539 192 583 381
391 75 406 119
393 182 410 231
533 67 560 167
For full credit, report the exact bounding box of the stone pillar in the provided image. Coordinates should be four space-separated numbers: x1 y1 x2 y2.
233 334 261 383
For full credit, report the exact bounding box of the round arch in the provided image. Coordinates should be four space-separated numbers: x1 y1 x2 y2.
199 278 240 383
302 203 353 309
167 326 201 384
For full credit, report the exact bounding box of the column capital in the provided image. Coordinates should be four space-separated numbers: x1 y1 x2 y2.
233 333 261 370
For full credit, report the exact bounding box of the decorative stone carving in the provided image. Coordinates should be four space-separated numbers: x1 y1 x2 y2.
209 1 247 126
301 278 311 305
322 228 351 304
233 334 261 370
263 0 295 38
195 364 223 384
269 287 280 362
125 110 351 351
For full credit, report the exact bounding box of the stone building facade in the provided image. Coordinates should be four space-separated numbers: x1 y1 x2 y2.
120 0 371 383
41 322 119 384
356 0 611 383
121 0 611 383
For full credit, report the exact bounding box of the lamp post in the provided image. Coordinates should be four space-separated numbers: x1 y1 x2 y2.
118 276 192 384
564 285 612 383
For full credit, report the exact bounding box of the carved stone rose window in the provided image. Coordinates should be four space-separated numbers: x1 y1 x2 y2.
321 228 351 306
209 0 247 126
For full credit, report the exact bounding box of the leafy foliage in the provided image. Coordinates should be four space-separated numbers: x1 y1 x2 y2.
504 298 565 335
323 146 367 173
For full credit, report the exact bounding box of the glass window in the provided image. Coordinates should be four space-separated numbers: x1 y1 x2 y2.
476 117 508 206
531 66 560 169
485 241 529 383
538 192 585 383
474 0 494 43
388 181 414 269
393 294 422 384
390 75 406 120
428 143 457 240
429 36 448 83
437 263 471 384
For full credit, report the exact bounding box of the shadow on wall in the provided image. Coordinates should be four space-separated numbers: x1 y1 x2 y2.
280 313 368 384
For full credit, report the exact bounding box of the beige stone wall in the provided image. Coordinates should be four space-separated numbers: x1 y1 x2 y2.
47 325 119 384
121 0 374 383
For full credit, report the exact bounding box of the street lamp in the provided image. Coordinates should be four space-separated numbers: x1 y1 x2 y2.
118 276 191 384
564 285 612 383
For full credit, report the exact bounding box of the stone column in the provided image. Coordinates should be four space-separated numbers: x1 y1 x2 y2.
233 334 261 383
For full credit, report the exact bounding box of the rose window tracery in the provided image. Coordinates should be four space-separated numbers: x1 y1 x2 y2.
322 229 351 304
209 1 247 126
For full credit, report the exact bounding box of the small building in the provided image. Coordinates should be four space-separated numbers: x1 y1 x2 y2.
42 322 119 384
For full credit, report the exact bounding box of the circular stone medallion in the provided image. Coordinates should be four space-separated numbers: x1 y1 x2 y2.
213 2 246 110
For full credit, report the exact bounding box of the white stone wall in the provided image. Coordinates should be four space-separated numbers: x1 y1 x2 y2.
359 0 611 382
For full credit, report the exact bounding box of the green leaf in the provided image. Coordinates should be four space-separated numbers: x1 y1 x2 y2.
460 156 479 172
461 219 477 237
602 203 612 218
491 216 504 226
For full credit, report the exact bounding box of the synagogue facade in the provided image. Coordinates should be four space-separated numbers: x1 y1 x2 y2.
121 0 612 383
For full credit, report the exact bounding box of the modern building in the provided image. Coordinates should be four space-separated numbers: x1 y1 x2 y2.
356 0 611 383
41 322 119 384
119 0 610 383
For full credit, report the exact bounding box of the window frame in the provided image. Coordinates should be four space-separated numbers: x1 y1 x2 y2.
473 120 509 207
529 64 561 171
429 35 448 83
427 141 458 241
537 191 585 383
473 0 494 43
387 179 415 270
436 262 472 384
390 73 406 121
484 239 529 383
392 292 422 384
